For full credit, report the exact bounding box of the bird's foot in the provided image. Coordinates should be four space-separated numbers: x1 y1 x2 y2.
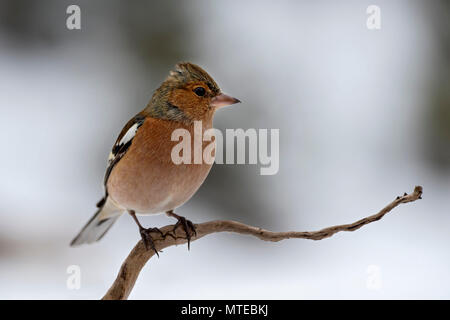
167 211 197 250
139 227 164 257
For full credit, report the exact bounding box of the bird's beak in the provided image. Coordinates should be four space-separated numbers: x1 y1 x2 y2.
210 93 241 108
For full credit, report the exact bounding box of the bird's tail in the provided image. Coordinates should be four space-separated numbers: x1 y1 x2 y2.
70 197 123 246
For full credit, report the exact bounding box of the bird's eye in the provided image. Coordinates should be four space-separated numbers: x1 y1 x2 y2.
194 87 206 97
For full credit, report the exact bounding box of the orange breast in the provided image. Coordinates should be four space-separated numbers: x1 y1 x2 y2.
106 116 215 213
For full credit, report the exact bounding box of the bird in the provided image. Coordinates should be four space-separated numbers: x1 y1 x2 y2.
70 62 240 255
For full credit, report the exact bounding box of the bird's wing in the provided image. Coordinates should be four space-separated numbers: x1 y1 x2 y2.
103 112 146 187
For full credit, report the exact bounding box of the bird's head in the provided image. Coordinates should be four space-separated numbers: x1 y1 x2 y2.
147 62 240 123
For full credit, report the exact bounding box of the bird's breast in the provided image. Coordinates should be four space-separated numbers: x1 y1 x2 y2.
106 117 215 213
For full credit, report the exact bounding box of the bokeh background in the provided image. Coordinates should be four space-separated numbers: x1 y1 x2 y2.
0 0 449 299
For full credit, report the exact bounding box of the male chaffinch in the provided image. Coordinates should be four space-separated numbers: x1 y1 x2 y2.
70 62 240 254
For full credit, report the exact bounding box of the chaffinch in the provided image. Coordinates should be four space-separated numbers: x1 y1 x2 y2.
70 62 240 254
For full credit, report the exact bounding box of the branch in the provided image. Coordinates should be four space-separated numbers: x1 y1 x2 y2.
102 185 423 300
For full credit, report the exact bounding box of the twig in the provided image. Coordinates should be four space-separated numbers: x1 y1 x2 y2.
102 186 423 300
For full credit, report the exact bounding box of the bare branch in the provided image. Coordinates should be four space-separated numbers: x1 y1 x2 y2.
102 186 423 300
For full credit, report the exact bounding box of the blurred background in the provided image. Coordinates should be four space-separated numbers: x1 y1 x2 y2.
0 0 449 299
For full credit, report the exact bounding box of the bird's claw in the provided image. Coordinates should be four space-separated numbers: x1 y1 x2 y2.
173 217 197 250
139 227 164 257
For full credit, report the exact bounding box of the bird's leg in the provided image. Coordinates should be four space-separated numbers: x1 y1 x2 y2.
166 210 197 250
128 210 164 257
